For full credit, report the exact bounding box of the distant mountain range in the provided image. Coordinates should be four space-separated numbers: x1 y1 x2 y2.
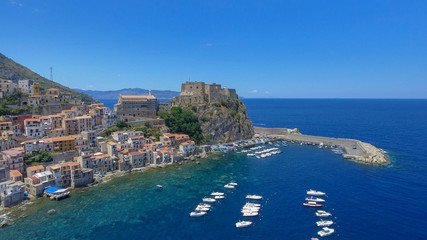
0 53 96 104
75 88 180 100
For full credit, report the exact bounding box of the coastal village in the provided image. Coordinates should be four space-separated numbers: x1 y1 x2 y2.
0 80 255 212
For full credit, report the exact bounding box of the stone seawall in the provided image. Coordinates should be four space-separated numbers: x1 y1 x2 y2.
254 127 389 165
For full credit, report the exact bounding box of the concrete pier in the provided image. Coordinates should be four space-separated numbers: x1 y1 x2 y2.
254 127 389 165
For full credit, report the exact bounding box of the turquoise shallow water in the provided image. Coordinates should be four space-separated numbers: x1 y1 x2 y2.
1 99 427 239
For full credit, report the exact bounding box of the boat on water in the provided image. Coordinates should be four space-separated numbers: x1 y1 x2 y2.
235 221 252 228
210 192 224 196
156 185 163 188
307 189 326 196
316 219 334 227
214 195 225 199
203 198 216 203
228 182 238 186
317 227 335 237
245 203 261 207
305 196 325 202
197 203 211 208
224 184 235 189
195 206 210 211
246 195 263 200
190 211 207 217
242 211 259 217
302 201 323 207
316 210 332 217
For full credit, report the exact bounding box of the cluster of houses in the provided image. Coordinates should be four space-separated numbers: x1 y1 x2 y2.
0 101 200 209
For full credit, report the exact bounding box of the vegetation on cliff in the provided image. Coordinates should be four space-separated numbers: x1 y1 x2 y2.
0 53 96 104
24 150 53 166
0 91 33 115
158 107 204 143
101 120 163 141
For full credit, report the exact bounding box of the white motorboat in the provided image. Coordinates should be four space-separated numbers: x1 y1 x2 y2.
228 182 238 186
195 207 210 212
235 221 252 228
317 227 335 237
246 195 263 200
156 185 163 188
210 192 224 196
242 211 259 217
315 210 331 217
224 184 235 189
256 156 261 159
197 203 211 208
214 195 225 199
190 211 207 217
316 219 334 227
307 190 326 196
203 198 216 203
245 203 261 207
302 201 323 207
305 196 325 202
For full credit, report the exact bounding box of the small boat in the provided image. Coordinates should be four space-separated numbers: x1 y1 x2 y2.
195 207 210 211
203 198 216 203
235 220 252 228
190 211 207 217
245 203 261 207
246 195 263 200
242 211 259 217
302 201 323 207
305 196 325 202
224 184 235 189
316 219 334 227
228 182 238 186
156 185 163 188
315 210 331 217
214 195 225 199
317 227 335 237
256 156 261 159
210 192 224 196
307 189 326 196
197 203 211 208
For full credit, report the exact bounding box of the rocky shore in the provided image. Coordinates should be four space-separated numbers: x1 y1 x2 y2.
254 127 389 165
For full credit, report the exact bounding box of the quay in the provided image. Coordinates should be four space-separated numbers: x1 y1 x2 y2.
254 127 389 165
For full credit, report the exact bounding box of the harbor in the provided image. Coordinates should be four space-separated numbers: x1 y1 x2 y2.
253 127 389 165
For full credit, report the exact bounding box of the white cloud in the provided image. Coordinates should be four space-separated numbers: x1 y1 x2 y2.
249 89 258 94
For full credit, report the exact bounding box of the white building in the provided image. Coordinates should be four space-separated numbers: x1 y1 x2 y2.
18 79 34 95
0 79 16 98
24 119 44 138
179 141 196 157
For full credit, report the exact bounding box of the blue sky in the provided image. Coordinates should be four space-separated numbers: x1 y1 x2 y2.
1 0 426 98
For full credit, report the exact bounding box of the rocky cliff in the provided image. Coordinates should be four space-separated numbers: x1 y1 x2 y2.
188 98 254 142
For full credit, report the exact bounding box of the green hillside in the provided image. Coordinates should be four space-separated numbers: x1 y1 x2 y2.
0 53 96 104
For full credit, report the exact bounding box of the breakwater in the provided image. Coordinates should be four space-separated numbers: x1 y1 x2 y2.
254 127 388 165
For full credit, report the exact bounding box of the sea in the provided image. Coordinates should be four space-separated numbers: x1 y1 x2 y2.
1 99 426 240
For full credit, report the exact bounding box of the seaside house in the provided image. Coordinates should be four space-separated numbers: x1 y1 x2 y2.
26 165 45 177
179 141 196 157
9 170 23 182
0 180 25 208
1 147 25 173
24 171 55 197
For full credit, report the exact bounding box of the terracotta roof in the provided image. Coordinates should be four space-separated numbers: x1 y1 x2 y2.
47 88 59 91
1 147 24 155
27 165 44 172
60 162 80 167
10 169 22 177
30 176 38 181
0 122 12 125
24 118 40 122
129 151 143 156
63 110 75 113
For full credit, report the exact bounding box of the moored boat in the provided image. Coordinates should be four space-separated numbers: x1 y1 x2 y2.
302 201 323 207
246 195 263 200
203 198 216 203
305 196 325 202
307 189 326 196
315 210 331 217
214 195 225 199
317 227 335 237
242 211 259 217
316 219 334 227
224 184 235 189
210 192 224 196
190 211 207 217
235 220 252 228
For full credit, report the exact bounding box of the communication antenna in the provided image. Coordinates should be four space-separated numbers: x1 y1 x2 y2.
50 67 53 81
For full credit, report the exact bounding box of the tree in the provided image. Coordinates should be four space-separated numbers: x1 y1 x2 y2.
159 106 204 143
